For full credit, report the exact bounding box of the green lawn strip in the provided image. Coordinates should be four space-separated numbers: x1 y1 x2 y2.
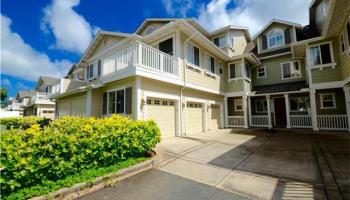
4 157 149 200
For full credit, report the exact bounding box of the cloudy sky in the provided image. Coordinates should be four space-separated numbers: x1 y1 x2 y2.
1 0 311 96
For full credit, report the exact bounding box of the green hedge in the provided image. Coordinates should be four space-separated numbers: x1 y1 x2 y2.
0 115 161 196
0 116 50 130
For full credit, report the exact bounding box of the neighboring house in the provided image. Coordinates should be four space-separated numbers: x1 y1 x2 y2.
50 0 350 137
23 76 59 119
5 97 24 116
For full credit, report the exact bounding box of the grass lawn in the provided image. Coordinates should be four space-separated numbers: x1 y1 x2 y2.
4 157 149 200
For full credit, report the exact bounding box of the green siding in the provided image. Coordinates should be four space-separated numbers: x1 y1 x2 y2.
252 55 307 86
316 88 346 115
227 97 244 116
226 79 244 92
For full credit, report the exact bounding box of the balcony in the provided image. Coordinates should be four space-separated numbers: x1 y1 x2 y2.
51 79 86 97
28 92 54 105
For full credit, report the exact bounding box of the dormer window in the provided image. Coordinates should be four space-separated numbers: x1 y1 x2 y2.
213 35 226 48
267 29 285 49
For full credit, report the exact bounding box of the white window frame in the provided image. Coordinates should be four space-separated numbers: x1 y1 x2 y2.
280 61 302 80
340 33 346 54
267 28 285 49
213 34 226 48
234 99 243 111
87 64 95 80
257 66 267 79
308 41 335 68
205 52 216 74
107 87 127 115
320 93 336 109
255 99 268 113
289 97 309 112
228 61 242 80
186 41 200 68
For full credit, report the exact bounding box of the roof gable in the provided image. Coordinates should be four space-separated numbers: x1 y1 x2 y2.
252 19 302 40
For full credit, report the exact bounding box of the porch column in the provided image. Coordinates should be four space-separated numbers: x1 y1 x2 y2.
343 86 350 132
248 96 252 127
284 94 291 128
243 95 248 128
266 95 272 129
135 77 142 120
86 89 92 117
310 89 319 131
224 96 228 128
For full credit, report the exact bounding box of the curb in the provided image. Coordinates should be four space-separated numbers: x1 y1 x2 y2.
30 152 161 200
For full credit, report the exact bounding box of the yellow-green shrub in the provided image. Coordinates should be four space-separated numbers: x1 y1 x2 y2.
0 115 160 195
0 116 50 130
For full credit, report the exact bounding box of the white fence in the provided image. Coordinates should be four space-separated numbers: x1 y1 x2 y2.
0 110 20 118
318 115 348 131
251 115 269 127
102 41 179 77
227 116 245 127
290 115 312 128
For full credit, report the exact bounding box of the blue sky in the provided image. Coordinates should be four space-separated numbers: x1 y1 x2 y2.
1 0 311 97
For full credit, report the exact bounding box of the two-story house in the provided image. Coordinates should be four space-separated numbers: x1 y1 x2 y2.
23 76 59 119
50 0 350 137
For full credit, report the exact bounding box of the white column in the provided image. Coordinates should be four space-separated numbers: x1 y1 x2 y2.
176 99 181 136
243 95 248 128
266 95 272 129
224 97 228 128
135 77 142 120
343 87 350 132
86 89 92 117
247 96 252 127
310 89 319 131
284 94 291 128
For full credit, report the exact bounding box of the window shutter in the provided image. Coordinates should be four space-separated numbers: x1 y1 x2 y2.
102 92 107 115
284 28 291 44
320 44 332 64
262 35 268 49
98 60 102 76
194 47 200 66
125 87 132 114
229 64 236 78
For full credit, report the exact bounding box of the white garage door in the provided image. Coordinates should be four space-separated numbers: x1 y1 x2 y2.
211 104 221 130
71 96 86 116
146 98 176 138
186 102 203 135
58 101 70 116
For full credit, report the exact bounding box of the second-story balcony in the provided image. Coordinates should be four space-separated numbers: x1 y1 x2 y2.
51 79 86 97
101 40 179 79
28 92 54 105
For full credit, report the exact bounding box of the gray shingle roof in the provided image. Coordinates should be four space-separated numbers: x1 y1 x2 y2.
17 90 37 98
253 81 308 94
40 76 60 85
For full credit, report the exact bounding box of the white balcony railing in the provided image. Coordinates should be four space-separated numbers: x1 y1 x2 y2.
29 92 51 105
103 40 179 77
51 79 86 96
318 115 348 131
251 115 269 127
290 115 312 128
227 116 245 127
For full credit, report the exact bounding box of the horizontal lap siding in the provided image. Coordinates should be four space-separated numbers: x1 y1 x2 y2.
226 80 244 92
185 68 223 91
311 67 342 83
316 88 346 115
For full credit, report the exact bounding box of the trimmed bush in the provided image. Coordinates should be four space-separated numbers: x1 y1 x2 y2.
0 115 160 196
0 116 50 130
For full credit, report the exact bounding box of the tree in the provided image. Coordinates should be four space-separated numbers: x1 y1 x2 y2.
0 87 8 101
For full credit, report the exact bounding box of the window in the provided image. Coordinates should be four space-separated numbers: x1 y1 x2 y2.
213 35 226 48
234 99 243 111
218 62 223 75
257 66 266 78
229 62 242 79
281 61 301 79
290 97 309 112
267 29 285 49
87 64 94 79
154 100 160 105
169 101 174 106
320 93 336 109
159 38 173 55
230 37 234 48
206 54 215 73
347 20 350 47
256 99 267 113
147 99 151 105
116 90 124 113
186 43 200 66
310 43 333 66
98 60 102 76
162 101 168 106
340 34 345 53
108 91 116 114
107 89 126 114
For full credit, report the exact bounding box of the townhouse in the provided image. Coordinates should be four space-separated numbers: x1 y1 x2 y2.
51 0 350 137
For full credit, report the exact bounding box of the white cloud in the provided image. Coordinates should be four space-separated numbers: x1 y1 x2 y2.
1 79 11 86
41 0 94 54
197 0 311 36
162 0 194 17
1 15 72 81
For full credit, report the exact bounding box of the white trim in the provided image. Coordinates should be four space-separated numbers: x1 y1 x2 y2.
257 66 267 79
186 41 201 67
310 81 343 89
308 41 335 68
280 60 302 80
234 99 243 111
319 93 337 109
252 19 302 40
135 77 142 120
106 87 128 115
228 61 242 80
258 52 292 60
225 91 246 97
267 28 285 49
143 90 180 100
212 34 227 48
205 52 216 74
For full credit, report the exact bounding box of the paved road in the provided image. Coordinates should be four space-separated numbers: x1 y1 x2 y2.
81 129 350 200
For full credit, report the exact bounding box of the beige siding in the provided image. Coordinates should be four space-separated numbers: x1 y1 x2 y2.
339 25 350 80
71 96 87 116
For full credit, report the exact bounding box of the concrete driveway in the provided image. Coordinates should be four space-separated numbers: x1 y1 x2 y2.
81 129 349 200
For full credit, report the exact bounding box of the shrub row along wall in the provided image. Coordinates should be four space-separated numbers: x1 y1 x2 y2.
0 116 50 130
0 115 161 196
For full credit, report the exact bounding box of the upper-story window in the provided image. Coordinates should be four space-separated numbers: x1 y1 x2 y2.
310 43 333 66
267 29 285 49
229 62 242 79
218 61 224 75
186 42 200 66
98 60 102 76
87 64 94 79
213 35 226 48
346 20 350 47
205 54 215 73
281 61 301 79
257 66 266 78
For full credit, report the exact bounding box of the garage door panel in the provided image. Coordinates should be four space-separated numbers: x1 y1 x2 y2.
71 97 86 116
58 101 70 116
211 104 221 130
186 103 203 135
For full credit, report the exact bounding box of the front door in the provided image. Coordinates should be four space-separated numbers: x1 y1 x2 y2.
274 98 287 127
